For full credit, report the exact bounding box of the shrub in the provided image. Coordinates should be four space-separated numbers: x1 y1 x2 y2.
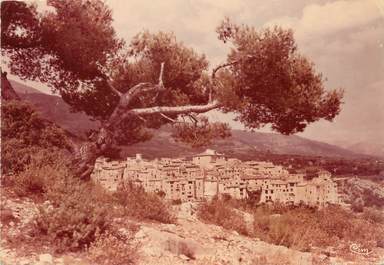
34 178 114 253
253 206 324 250
114 182 175 223
88 230 138 265
1 100 70 175
10 149 70 197
252 252 294 265
362 189 384 208
363 207 384 224
0 207 18 226
252 204 384 251
197 197 248 235
351 199 364 213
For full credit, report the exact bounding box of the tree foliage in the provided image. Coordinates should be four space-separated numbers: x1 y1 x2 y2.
2 0 123 118
215 18 343 134
1 1 40 49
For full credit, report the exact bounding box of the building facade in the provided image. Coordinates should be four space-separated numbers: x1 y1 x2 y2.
91 149 341 207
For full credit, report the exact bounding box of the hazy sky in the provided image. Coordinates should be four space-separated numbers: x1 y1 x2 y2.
8 0 384 146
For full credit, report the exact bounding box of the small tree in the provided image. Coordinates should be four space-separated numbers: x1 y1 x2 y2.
2 2 343 180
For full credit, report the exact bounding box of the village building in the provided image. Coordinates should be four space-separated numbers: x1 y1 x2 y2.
91 149 341 206
192 149 226 168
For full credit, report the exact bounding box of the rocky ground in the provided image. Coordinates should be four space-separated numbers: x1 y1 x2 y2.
1 194 383 265
338 177 384 205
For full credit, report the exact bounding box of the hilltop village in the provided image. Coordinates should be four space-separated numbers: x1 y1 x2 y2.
91 149 341 207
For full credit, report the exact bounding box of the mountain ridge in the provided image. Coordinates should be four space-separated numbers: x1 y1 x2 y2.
9 79 374 159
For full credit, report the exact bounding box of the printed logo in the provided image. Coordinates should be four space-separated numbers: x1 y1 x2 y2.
349 243 372 256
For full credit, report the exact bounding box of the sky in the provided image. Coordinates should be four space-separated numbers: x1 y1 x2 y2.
7 0 384 147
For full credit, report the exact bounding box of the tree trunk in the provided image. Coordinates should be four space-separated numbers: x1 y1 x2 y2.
1 71 20 101
70 127 113 180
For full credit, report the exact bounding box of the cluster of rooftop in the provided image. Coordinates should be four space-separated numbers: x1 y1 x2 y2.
91 149 340 207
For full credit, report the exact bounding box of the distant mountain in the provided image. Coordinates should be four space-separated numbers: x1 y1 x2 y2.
347 142 384 159
10 80 99 138
119 127 364 159
9 79 369 159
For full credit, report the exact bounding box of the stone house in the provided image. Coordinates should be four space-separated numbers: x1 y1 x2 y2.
259 172 340 207
91 149 341 207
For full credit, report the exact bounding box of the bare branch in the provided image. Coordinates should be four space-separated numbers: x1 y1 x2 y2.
105 77 122 97
129 100 220 117
119 62 166 107
107 62 222 128
209 60 239 102
106 62 169 126
209 56 255 101
211 55 256 80
160 113 177 122
187 114 198 125
96 63 122 97
212 61 239 80
137 115 147 122
109 100 220 129
158 62 165 87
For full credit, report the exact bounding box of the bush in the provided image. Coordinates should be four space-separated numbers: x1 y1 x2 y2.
197 197 248 236
363 207 384 224
351 199 364 213
34 177 115 253
253 206 323 251
362 189 384 208
114 182 175 223
252 253 294 265
88 230 138 265
10 149 70 197
1 100 139 255
252 204 384 251
1 100 70 175
0 207 18 226
1 100 73 198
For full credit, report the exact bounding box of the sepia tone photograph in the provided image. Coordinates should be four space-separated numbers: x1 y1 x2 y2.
1 0 383 264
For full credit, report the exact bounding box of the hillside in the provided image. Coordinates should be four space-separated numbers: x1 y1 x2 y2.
347 142 384 159
3 193 382 265
10 80 99 138
10 79 366 159
119 127 364 159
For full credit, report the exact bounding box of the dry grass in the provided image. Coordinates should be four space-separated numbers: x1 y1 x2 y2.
88 229 138 265
34 178 114 253
114 181 175 224
252 204 384 251
6 149 70 198
197 197 249 236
